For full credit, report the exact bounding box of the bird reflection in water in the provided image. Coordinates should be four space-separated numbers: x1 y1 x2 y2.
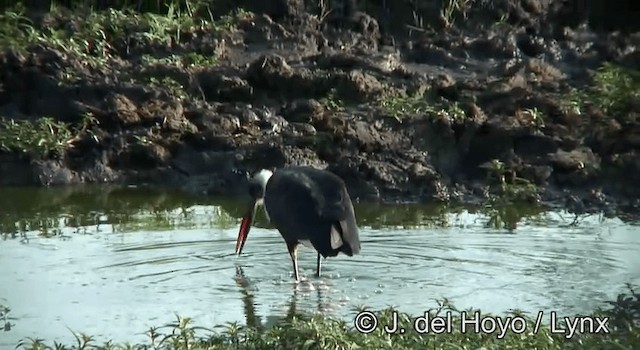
234 266 338 331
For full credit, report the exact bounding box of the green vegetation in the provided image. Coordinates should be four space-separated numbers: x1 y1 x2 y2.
142 52 219 68
569 63 640 122
0 1 250 67
393 0 483 33
379 90 465 122
147 76 188 99
0 117 71 157
483 159 540 201
516 107 545 128
320 88 345 112
0 113 97 158
440 0 476 27
13 287 640 350
0 1 251 155
478 159 542 230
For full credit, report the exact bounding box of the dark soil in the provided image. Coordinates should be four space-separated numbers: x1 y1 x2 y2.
1 0 639 220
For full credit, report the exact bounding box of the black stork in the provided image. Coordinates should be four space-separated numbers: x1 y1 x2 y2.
235 166 361 282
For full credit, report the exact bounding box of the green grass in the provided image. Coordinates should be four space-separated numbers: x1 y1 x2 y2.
482 159 540 197
568 63 640 122
141 52 219 68
13 287 640 350
379 90 466 122
0 1 250 156
147 76 188 99
0 113 97 158
440 0 476 28
0 1 250 67
319 88 345 112
516 107 545 128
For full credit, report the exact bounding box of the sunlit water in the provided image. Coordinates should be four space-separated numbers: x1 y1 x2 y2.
0 186 639 347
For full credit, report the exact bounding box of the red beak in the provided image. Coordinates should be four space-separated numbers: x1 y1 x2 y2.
236 199 258 255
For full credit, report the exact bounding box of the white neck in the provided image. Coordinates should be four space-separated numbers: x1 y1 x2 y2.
253 169 273 194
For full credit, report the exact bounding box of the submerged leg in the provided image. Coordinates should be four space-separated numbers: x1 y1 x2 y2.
286 242 300 282
316 253 322 277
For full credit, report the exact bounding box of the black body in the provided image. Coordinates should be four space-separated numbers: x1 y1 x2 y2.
264 166 361 259
236 166 361 281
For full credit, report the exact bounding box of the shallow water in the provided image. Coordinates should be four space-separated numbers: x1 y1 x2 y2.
0 185 639 347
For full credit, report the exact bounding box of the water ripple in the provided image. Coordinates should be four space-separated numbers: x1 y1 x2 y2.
1 208 639 348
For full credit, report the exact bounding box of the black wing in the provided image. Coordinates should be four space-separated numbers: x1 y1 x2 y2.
265 167 361 256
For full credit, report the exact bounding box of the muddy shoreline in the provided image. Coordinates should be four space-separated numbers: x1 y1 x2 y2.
1 1 639 219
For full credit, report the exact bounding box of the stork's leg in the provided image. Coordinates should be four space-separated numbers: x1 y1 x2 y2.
286 242 300 282
316 253 322 277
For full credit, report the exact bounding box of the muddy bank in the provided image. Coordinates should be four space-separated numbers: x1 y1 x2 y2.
0 1 639 219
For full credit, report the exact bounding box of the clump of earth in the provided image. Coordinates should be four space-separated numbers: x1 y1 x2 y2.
0 0 639 219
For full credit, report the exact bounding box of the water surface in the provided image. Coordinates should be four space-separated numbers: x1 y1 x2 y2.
0 186 638 346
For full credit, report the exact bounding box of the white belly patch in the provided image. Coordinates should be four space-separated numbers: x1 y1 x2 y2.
330 227 343 250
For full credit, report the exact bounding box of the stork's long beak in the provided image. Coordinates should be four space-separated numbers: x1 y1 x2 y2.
236 198 258 255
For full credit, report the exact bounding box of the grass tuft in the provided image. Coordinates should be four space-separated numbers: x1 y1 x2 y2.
379 91 465 122
0 117 74 158
0 2 251 66
440 0 476 28
0 113 97 158
568 63 640 122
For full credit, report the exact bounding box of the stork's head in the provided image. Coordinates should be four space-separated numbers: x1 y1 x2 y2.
236 169 273 255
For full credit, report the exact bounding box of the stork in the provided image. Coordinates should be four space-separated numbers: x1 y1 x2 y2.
235 166 361 281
